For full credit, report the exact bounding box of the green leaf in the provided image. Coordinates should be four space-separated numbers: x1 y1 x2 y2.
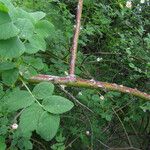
0 11 19 40
0 125 8 135
30 11 46 21
140 102 150 112
0 11 11 24
33 82 54 99
36 112 60 141
0 62 15 71
42 96 74 114
51 143 65 150
13 8 35 23
31 58 44 70
106 91 121 97
2 68 19 86
129 63 135 68
14 18 34 39
35 20 55 38
13 128 32 139
101 113 112 121
18 138 33 150
25 35 46 54
0 2 8 13
19 103 44 134
0 136 6 150
23 57 44 70
3 89 35 112
0 37 25 58
0 22 19 40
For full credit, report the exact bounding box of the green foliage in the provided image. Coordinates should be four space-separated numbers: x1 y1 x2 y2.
0 0 56 58
0 136 6 150
0 0 149 149
0 81 73 148
0 1 74 145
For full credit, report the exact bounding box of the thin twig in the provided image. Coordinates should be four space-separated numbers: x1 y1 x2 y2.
112 107 133 147
65 137 79 149
69 0 83 76
84 113 94 150
97 139 111 149
108 147 141 150
12 109 25 123
59 85 94 113
31 138 47 150
21 78 43 108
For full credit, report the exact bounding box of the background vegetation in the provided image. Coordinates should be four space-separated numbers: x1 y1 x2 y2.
0 0 150 149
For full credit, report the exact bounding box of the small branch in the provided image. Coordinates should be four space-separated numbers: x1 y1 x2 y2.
69 0 83 76
59 85 94 113
31 138 47 150
65 137 79 149
112 107 133 147
30 74 150 101
108 147 141 150
97 139 110 149
21 78 43 108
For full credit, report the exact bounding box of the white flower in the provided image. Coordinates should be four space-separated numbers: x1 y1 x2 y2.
100 95 105 100
11 123 18 130
78 92 82 96
126 1 132 8
86 131 90 136
140 0 145 3
97 57 103 62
